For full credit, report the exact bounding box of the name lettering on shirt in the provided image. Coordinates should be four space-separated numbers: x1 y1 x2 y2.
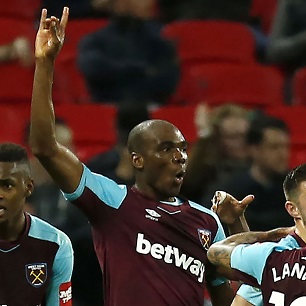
272 262 306 282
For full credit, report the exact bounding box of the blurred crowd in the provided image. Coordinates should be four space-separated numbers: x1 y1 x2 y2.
1 0 305 305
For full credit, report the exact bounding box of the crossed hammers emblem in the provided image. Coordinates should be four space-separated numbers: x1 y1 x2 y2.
30 269 45 284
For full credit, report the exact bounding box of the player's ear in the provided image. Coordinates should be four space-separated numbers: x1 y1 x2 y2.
25 179 34 198
131 152 144 169
285 201 301 219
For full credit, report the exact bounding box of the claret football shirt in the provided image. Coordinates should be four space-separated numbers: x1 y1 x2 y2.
231 233 306 306
64 165 228 306
0 213 73 306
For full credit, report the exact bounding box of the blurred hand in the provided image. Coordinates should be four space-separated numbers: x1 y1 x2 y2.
194 103 212 138
211 191 254 225
35 7 69 60
12 37 33 67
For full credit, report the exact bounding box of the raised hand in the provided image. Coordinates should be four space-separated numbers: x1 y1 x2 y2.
211 191 254 225
35 7 69 60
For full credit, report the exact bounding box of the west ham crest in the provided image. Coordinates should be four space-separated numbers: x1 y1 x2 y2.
198 229 211 250
25 263 47 287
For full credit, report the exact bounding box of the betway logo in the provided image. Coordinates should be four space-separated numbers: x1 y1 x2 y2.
136 233 205 283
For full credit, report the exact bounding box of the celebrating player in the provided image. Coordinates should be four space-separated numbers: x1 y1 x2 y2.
30 7 253 306
207 164 306 306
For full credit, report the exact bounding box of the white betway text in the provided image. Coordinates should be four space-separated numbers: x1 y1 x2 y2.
136 233 205 283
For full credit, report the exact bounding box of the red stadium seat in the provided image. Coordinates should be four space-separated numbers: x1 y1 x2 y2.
292 67 306 105
162 20 256 65
55 19 109 104
0 18 36 103
0 0 40 20
0 103 117 162
162 20 256 105
55 103 117 161
0 105 29 144
184 63 285 108
151 106 197 144
0 18 36 45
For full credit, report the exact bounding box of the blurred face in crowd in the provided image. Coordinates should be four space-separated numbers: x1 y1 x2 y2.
111 0 155 18
251 128 290 176
55 123 74 152
219 115 249 160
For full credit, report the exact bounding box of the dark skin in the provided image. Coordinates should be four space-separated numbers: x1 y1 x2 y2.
0 162 34 241
30 7 253 306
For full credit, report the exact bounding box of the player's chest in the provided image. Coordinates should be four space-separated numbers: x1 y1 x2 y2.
108 201 213 260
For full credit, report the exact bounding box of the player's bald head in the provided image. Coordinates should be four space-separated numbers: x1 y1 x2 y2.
127 120 181 153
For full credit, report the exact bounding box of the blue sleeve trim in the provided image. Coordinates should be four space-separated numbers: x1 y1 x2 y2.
231 242 288 284
29 216 73 306
63 164 128 209
188 201 226 242
236 284 263 306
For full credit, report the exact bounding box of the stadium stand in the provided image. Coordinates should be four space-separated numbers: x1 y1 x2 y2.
54 19 109 104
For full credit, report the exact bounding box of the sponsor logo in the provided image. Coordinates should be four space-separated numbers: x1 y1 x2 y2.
145 209 161 222
59 282 72 305
197 229 211 250
25 263 47 287
136 233 205 283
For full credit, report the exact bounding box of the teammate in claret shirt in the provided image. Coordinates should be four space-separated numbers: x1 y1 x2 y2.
0 143 73 306
29 7 253 306
207 164 306 306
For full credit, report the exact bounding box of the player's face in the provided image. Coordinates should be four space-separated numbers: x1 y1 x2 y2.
141 124 188 200
0 162 33 224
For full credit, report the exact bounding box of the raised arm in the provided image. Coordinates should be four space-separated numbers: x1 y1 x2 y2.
207 227 294 271
30 7 83 193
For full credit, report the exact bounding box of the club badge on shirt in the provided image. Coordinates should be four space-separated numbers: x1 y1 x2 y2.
25 263 47 287
198 229 211 250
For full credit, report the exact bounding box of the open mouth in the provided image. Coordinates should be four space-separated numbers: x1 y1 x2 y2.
0 207 6 217
174 171 186 184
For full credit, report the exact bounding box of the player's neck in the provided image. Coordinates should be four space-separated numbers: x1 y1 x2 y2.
0 213 26 242
295 222 306 244
133 183 175 202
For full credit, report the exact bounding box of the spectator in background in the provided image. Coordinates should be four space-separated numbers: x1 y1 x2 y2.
0 37 33 66
181 104 251 203
24 118 104 306
77 0 180 105
203 115 293 232
87 104 150 185
266 0 306 101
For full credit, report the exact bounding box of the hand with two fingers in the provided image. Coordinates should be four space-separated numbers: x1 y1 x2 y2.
35 7 69 60
211 191 254 225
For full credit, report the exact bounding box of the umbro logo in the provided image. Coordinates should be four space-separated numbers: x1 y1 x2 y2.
145 209 161 222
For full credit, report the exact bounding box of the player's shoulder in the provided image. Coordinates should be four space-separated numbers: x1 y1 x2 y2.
188 200 221 222
188 200 218 219
28 214 72 248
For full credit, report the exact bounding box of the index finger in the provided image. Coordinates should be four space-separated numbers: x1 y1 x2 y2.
60 7 69 32
39 8 48 30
